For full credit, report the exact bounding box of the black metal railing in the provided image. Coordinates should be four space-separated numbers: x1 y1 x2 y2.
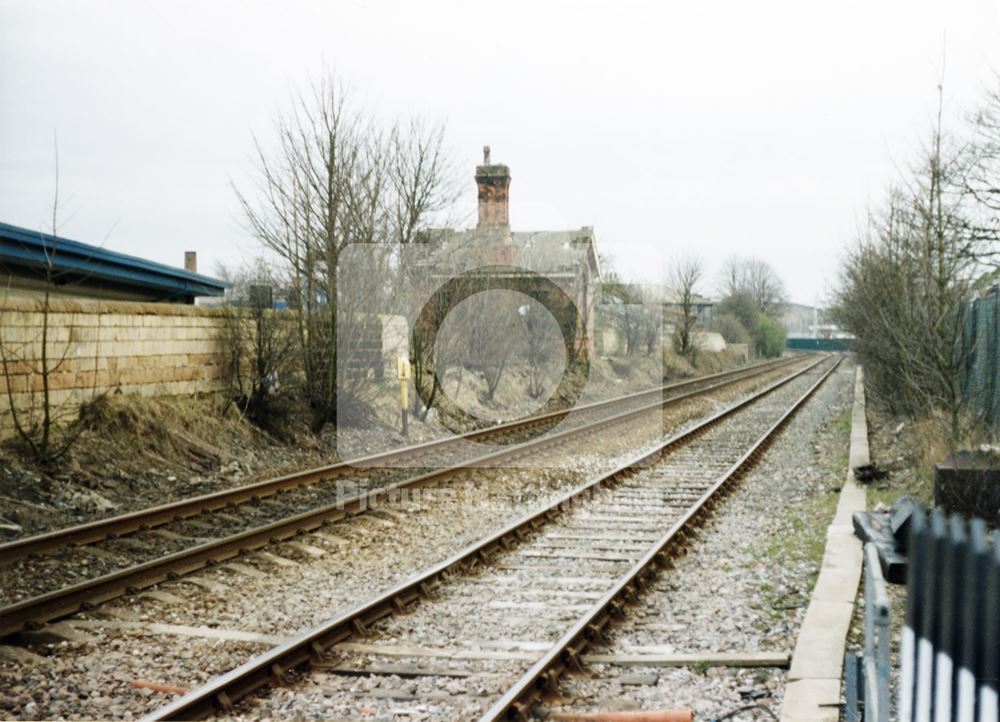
898 507 999 722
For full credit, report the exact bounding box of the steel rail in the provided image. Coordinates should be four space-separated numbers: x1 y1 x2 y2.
142 355 833 721
0 357 797 562
0 356 806 638
481 355 841 721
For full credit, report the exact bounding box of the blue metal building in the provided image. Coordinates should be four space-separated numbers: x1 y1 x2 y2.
0 221 225 304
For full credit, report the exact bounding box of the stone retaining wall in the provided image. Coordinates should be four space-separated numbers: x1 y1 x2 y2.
0 297 228 439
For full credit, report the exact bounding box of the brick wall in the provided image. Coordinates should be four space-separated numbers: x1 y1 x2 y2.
0 297 228 439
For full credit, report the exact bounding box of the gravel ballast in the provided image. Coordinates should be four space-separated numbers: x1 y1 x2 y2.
549 357 854 720
0 359 830 721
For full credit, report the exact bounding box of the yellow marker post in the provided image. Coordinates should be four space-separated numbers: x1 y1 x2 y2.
396 356 410 436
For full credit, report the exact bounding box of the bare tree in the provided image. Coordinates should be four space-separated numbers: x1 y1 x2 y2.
963 76 1000 256
605 282 644 355
217 260 296 436
835 83 990 442
235 75 455 433
1 143 101 463
597 256 655 356
715 255 788 359
389 118 459 246
666 255 703 359
640 306 660 355
517 299 560 399
436 288 520 403
718 256 786 316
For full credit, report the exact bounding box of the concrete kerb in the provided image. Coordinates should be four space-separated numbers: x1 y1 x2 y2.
780 364 868 722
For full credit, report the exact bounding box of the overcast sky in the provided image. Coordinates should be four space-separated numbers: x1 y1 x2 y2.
3 0 1000 305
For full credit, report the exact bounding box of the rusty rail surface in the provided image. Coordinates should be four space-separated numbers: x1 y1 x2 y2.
0 357 797 563
0 357 805 639
142 355 837 721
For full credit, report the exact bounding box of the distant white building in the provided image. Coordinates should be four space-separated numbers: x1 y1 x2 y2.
639 283 715 329
782 302 851 339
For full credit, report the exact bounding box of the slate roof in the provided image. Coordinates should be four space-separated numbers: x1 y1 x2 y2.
425 226 600 278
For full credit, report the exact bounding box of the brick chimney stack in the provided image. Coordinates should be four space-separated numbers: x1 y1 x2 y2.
184 252 197 273
475 145 511 229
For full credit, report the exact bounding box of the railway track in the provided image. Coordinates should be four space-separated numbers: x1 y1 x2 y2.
143 355 840 721
0 357 803 638
0 357 794 561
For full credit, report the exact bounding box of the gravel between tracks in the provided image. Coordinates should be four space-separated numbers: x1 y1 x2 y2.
211 359 850 721
547 357 854 721
0 361 817 721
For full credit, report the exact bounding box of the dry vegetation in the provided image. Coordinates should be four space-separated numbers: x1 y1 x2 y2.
834 83 1000 447
863 401 969 510
0 392 327 539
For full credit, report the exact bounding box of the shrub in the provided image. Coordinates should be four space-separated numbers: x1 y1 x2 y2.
757 315 786 358
715 313 751 345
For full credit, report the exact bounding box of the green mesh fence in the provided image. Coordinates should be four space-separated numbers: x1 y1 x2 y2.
963 287 1000 433
786 338 853 352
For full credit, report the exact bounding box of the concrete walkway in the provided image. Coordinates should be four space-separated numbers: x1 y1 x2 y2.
780 364 868 722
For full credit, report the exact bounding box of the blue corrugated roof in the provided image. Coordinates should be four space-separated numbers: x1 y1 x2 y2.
0 221 226 300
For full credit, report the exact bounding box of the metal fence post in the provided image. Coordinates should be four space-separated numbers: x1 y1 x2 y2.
863 542 891 722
